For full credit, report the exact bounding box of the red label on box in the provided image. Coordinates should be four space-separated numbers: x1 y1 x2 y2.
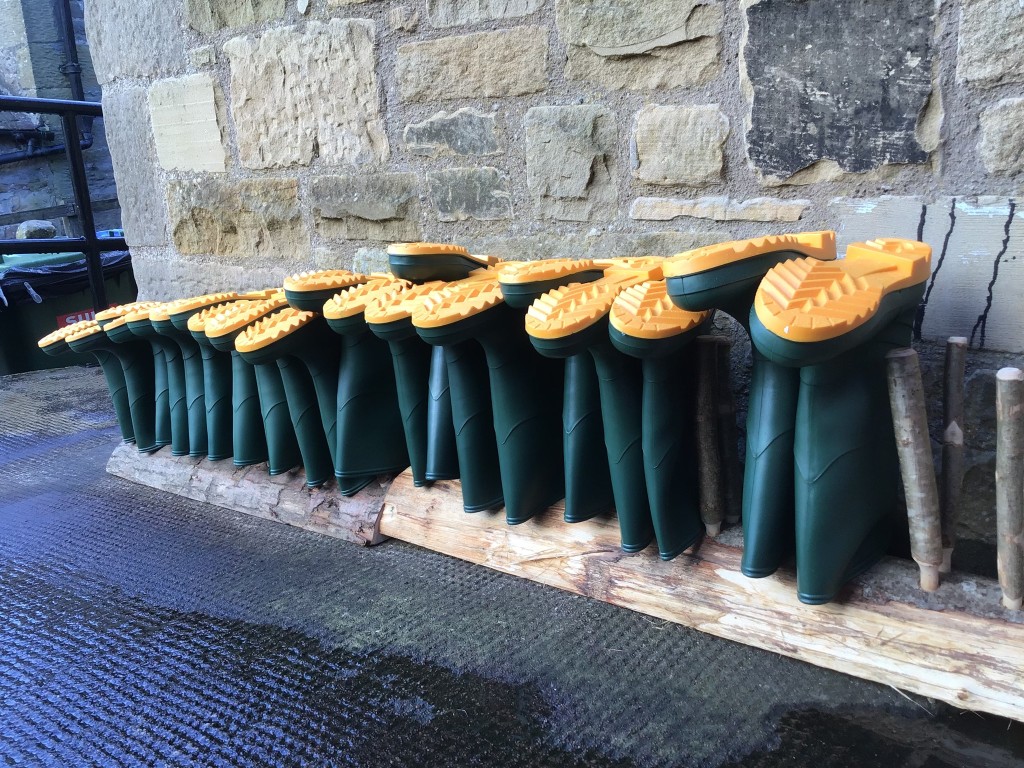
57 308 95 327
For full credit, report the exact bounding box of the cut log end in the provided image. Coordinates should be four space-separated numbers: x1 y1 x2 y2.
1003 595 1023 611
919 563 940 592
705 522 721 538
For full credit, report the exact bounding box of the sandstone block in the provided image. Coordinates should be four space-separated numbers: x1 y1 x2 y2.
557 0 722 90
84 0 186 84
167 177 310 261
525 104 616 221
464 230 725 262
188 45 216 68
957 0 1024 87
102 86 169 247
310 173 421 241
224 20 388 170
396 27 547 102
387 5 419 31
980 98 1024 175
16 220 57 239
426 0 542 28
148 74 227 173
745 0 934 180
632 105 728 187
404 109 499 157
630 197 809 223
186 0 285 34
427 167 512 222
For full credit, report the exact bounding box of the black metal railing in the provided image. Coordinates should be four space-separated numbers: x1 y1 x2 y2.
0 94 128 309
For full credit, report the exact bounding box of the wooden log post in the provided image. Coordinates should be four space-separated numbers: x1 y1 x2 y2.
996 368 1024 611
941 337 968 573
715 337 743 525
886 348 943 592
696 336 723 537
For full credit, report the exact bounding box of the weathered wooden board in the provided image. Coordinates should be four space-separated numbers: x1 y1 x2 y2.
380 469 1024 722
107 443 389 545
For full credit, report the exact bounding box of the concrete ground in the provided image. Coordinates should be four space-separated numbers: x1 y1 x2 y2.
2 366 1023 768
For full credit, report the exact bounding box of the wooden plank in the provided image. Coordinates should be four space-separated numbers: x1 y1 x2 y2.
107 443 390 545
380 469 1024 722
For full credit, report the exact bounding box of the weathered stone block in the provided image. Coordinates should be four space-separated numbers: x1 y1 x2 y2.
188 46 216 68
396 27 547 102
84 0 186 84
980 98 1024 175
310 173 421 241
224 20 388 170
403 109 499 157
557 0 722 90
463 230 726 262
387 5 419 32
102 86 168 247
630 197 809 223
186 0 285 34
957 0 1024 87
427 168 512 222
830 196 1024 353
15 220 57 239
149 74 227 173
167 177 310 261
744 0 935 180
328 0 378 5
426 0 542 28
631 105 728 187
525 105 616 221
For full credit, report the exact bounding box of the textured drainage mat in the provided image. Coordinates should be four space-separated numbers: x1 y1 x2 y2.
1 366 1023 767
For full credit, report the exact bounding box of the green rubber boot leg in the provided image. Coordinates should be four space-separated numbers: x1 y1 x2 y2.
92 348 135 444
199 344 234 461
292 341 342 472
109 342 159 453
384 336 433 487
426 344 460 482
276 356 334 488
231 352 268 467
253 362 302 476
562 352 614 522
161 340 190 456
740 352 801 578
152 346 171 447
444 340 503 512
179 337 208 457
589 342 653 552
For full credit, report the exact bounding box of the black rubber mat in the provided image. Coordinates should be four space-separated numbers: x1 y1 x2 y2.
1 366 1021 767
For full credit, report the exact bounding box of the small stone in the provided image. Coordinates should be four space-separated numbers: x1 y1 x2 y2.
632 105 728 187
15 220 57 239
427 167 512 222
166 177 309 260
957 0 1024 88
188 45 216 68
403 109 499 157
387 5 418 32
148 74 227 173
310 173 421 241
980 98 1024 175
396 27 547 102
426 0 542 28
186 0 286 34
630 197 809 222
224 20 388 169
564 38 719 91
525 104 616 222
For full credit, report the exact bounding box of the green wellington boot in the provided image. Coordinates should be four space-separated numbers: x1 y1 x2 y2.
282 271 372 493
663 233 838 578
151 293 240 457
499 259 613 522
206 296 301 476
609 280 712 559
65 320 160 453
322 277 413 494
125 305 188 456
388 243 502 483
38 320 136 445
414 275 565 524
526 259 665 551
751 238 932 604
366 280 450 487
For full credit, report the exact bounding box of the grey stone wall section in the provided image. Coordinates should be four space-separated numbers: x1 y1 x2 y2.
403 109 500 157
224 19 388 170
744 0 935 179
525 105 617 222
957 0 1024 87
102 86 168 247
425 0 543 28
979 99 1024 175
310 173 421 241
84 0 186 84
427 168 512 222
395 27 548 102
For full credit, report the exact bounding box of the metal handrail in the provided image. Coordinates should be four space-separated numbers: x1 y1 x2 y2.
0 94 128 309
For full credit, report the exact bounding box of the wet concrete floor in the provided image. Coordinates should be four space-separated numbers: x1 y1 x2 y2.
2 366 1023 767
